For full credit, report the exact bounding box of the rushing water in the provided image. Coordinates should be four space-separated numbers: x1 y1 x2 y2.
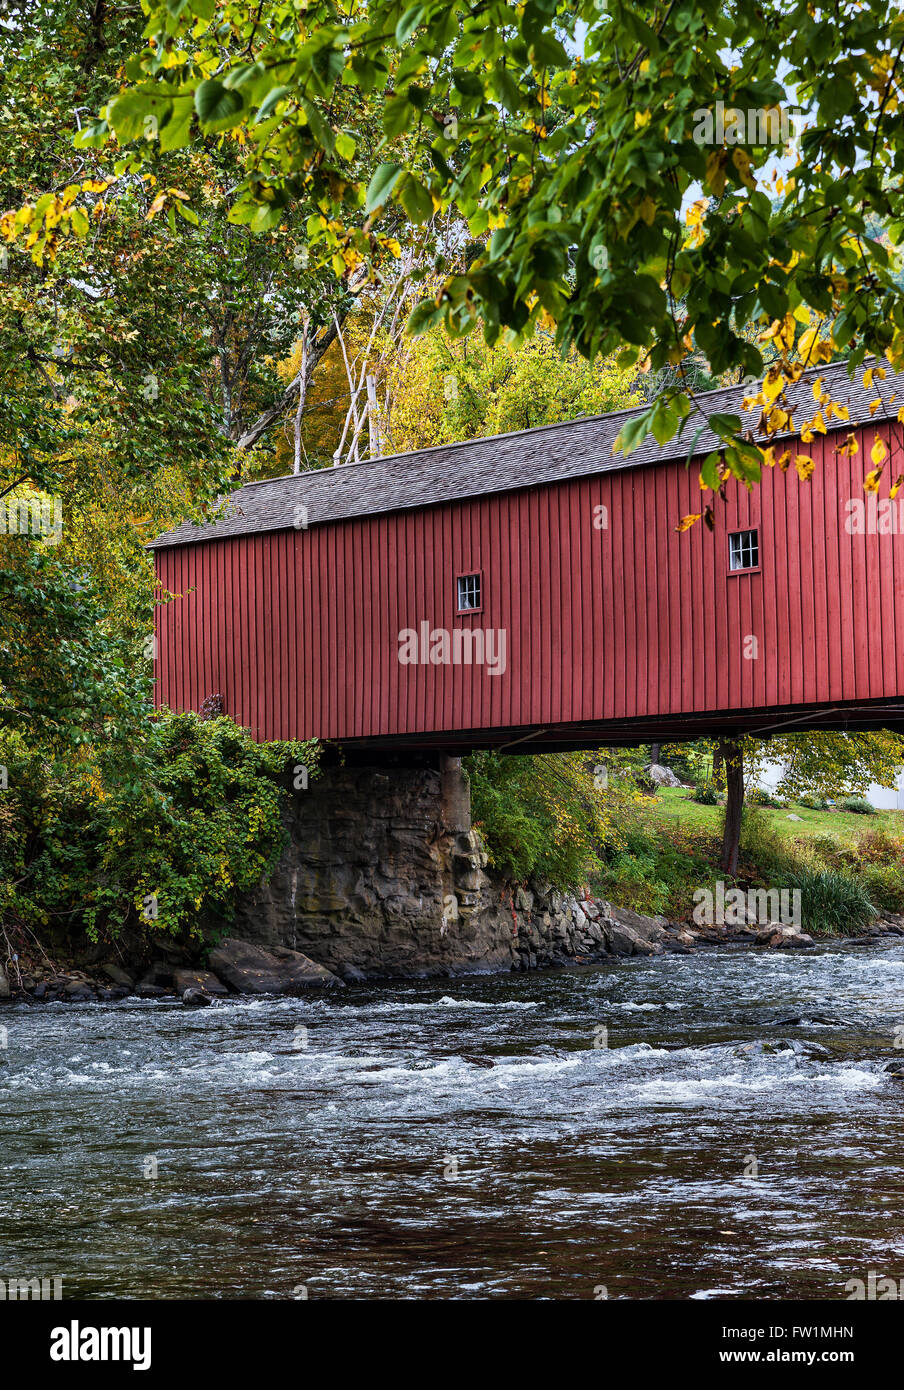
1 940 903 1301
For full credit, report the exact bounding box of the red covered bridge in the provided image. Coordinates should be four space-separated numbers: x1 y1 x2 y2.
150 360 904 754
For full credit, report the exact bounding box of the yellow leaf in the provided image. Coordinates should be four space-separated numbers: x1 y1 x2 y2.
794 454 815 481
769 314 796 353
731 147 756 189
871 436 888 465
863 367 874 389
890 474 904 500
864 465 884 493
675 513 701 532
705 150 727 198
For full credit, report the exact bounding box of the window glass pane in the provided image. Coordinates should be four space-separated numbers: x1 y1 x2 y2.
729 529 758 571
457 574 481 609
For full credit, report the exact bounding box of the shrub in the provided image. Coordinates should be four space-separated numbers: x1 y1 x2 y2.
0 711 318 945
597 851 670 917
798 792 832 810
692 781 721 805
803 834 848 869
748 787 787 808
467 749 636 888
860 863 904 914
738 808 789 876
594 819 720 919
780 865 876 935
855 828 904 865
842 796 876 814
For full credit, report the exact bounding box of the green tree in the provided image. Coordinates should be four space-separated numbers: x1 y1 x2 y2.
748 731 904 804
717 730 904 875
387 328 640 452
54 0 904 506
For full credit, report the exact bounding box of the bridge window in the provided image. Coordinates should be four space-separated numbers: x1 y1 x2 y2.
728 529 759 572
457 572 482 612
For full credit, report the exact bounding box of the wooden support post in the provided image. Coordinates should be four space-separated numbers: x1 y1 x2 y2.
719 738 744 876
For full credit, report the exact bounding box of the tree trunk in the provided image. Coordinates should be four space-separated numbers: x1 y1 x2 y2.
712 743 723 786
719 739 744 876
650 742 661 765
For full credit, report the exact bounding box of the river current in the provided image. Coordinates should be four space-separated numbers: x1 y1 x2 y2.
2 940 903 1300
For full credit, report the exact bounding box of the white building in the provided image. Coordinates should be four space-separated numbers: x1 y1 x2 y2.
756 760 904 811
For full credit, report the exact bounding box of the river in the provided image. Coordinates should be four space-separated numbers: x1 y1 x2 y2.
2 940 903 1300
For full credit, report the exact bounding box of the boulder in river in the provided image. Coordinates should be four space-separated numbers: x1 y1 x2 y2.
756 923 815 949
608 905 668 947
0 964 9 999
63 978 96 1002
173 967 227 997
100 963 135 989
208 938 344 994
181 987 214 1006
608 922 663 957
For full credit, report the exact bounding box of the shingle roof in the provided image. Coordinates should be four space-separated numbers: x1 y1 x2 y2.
149 358 902 548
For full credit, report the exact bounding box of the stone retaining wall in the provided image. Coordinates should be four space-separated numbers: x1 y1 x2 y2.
230 761 669 979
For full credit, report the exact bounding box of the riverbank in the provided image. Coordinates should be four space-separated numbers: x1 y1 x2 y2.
5 902 904 1006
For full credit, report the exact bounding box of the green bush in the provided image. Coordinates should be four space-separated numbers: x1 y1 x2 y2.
594 818 720 920
842 796 876 814
0 710 317 945
467 749 634 888
780 865 876 935
802 834 847 869
748 787 787 808
692 781 721 805
798 792 832 810
860 862 904 914
739 807 790 876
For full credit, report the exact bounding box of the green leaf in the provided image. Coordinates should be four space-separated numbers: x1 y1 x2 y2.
406 299 442 335
383 93 415 137
194 80 244 129
335 131 356 161
157 101 193 151
528 34 569 68
614 412 651 456
707 413 742 439
255 86 293 123
395 5 426 44
699 451 722 490
399 175 434 224
364 162 403 214
106 90 163 144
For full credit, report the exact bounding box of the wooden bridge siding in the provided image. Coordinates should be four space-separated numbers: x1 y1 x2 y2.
154 420 903 741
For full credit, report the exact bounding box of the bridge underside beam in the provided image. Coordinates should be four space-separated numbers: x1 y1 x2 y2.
336 698 904 761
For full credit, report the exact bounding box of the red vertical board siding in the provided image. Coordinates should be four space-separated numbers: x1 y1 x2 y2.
153 441 904 741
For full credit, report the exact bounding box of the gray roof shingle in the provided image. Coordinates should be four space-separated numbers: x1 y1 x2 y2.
150 359 902 548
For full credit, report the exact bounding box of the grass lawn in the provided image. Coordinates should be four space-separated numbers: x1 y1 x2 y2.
650 784 904 843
